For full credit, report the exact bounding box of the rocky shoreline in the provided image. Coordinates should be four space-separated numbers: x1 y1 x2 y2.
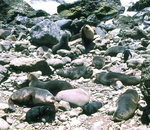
0 0 150 129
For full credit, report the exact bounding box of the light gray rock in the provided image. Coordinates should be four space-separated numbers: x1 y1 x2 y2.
0 118 10 129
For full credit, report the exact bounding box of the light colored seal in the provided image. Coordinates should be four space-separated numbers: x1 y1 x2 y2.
111 89 139 121
8 87 55 112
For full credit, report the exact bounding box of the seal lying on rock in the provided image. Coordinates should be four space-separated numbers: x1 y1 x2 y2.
26 105 55 123
111 89 139 121
55 89 90 107
92 56 105 69
27 73 73 96
8 87 55 112
81 24 94 53
105 46 132 62
52 32 71 54
82 101 102 115
57 66 93 79
95 71 141 86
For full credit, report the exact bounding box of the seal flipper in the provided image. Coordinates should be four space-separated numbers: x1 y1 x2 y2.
8 99 15 112
123 49 132 63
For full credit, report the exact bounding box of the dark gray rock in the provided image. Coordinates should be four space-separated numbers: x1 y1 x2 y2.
55 19 72 29
0 65 9 83
30 19 64 46
10 57 53 76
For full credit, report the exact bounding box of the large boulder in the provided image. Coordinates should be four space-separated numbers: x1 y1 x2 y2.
30 19 65 47
10 57 53 76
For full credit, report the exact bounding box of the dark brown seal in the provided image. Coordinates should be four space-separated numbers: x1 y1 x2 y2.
26 105 55 123
8 87 55 112
105 46 132 62
57 66 93 79
95 71 141 86
27 73 73 96
112 89 139 121
92 56 105 69
81 24 94 53
55 89 90 107
52 32 71 54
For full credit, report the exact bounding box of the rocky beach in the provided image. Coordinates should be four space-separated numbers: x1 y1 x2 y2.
0 0 150 129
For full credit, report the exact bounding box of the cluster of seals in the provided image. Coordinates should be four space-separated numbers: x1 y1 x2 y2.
57 66 93 79
27 73 73 96
105 46 132 62
26 105 55 123
92 56 105 69
55 88 90 107
82 101 102 115
52 32 71 54
8 87 55 112
95 71 141 86
112 89 139 121
81 24 94 53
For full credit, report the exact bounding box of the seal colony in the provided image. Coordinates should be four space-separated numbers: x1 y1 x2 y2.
112 89 139 121
27 73 73 96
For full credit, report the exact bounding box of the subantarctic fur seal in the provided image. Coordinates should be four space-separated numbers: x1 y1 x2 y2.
26 105 55 123
57 66 93 79
8 87 55 112
55 88 90 107
112 89 139 121
95 71 141 86
27 73 73 96
81 24 94 53
52 32 71 54
105 46 132 63
82 101 102 115
92 56 105 69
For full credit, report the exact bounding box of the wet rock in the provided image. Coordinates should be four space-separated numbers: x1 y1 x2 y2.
30 19 64 46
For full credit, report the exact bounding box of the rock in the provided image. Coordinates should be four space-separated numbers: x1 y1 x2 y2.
30 19 64 46
0 65 9 83
71 59 84 66
14 40 29 51
0 40 11 52
127 58 144 69
55 88 90 107
10 57 53 76
0 103 9 110
58 100 71 111
47 59 64 69
0 29 11 39
0 118 10 129
92 121 104 130
55 19 72 29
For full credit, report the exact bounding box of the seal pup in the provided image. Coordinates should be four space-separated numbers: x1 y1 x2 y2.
111 89 139 121
55 88 90 107
57 66 93 79
105 46 132 62
92 56 105 69
81 24 94 53
26 105 55 123
82 101 102 115
8 87 55 112
52 32 71 54
95 71 141 86
27 73 73 96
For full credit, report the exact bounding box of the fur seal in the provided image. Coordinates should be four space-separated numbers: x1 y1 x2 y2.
82 101 102 115
55 89 90 107
52 32 71 54
81 24 94 53
27 73 73 96
92 56 105 69
8 87 55 112
57 66 93 79
112 89 139 121
26 105 55 123
95 71 141 86
105 46 132 62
